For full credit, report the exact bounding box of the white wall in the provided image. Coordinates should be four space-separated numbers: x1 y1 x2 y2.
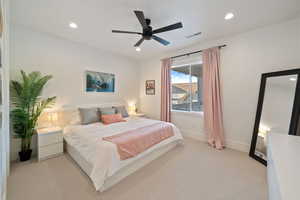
139 17 300 152
10 25 140 160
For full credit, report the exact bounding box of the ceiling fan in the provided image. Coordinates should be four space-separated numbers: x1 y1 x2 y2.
112 10 183 47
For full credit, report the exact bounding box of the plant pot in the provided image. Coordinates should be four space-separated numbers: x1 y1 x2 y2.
19 149 32 162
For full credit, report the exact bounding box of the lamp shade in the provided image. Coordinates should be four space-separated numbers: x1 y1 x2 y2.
128 103 136 114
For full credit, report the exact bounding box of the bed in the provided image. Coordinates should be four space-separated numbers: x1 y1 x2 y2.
61 108 183 192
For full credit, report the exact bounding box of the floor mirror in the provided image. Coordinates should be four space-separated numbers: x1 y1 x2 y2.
249 68 300 165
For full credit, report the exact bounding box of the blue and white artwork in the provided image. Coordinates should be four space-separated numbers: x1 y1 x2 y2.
86 71 115 92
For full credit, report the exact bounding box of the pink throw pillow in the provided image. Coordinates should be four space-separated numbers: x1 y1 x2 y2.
101 113 126 125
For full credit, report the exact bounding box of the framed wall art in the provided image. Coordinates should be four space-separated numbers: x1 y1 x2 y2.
86 70 115 92
146 80 155 95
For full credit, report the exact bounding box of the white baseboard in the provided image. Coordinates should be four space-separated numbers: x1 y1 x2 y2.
225 139 250 153
181 130 250 153
182 130 206 141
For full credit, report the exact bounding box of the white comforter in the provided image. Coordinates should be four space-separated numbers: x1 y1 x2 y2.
63 117 183 191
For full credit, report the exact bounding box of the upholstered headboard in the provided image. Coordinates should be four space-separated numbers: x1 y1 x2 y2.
38 102 126 128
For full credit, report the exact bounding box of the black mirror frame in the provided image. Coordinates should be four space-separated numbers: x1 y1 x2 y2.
249 68 300 166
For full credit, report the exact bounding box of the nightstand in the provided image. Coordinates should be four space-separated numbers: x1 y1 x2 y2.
37 127 63 161
130 113 146 118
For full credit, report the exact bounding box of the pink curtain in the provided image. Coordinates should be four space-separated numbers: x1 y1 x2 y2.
203 47 225 150
160 58 171 122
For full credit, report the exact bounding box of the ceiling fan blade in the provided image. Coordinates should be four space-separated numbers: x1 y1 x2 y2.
152 35 170 46
152 22 183 34
134 10 147 29
112 30 142 34
134 38 145 47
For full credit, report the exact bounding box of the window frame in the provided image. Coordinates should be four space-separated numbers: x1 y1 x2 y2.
170 61 203 114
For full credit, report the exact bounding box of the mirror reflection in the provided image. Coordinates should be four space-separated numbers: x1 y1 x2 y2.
255 75 297 160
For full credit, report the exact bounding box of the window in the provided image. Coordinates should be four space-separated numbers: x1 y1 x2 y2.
171 63 203 112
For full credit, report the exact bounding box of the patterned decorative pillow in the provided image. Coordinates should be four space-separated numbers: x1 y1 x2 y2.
113 106 129 118
78 107 100 125
101 113 126 125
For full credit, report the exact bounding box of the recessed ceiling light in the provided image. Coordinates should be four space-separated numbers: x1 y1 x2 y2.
69 22 78 29
290 77 297 81
135 47 141 52
224 13 234 20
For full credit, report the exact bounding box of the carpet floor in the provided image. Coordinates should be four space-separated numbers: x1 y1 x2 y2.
8 138 267 200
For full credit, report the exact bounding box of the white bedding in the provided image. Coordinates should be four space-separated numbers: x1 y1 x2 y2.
63 117 183 191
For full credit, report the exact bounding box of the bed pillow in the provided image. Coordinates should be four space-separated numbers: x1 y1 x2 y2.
99 107 116 115
78 107 100 125
101 113 126 125
113 106 129 118
69 109 81 125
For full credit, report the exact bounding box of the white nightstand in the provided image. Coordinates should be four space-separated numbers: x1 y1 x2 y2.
37 127 63 161
130 113 146 118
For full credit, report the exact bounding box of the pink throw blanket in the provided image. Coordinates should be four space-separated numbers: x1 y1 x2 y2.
103 122 174 160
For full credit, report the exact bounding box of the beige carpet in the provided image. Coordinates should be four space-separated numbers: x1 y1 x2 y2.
8 138 267 200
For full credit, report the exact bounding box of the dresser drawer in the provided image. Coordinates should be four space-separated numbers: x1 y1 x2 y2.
38 142 63 160
38 132 63 147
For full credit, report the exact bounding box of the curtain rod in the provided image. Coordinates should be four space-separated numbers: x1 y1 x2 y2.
170 44 227 59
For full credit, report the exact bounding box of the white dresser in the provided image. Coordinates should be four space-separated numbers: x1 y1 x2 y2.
267 133 300 200
37 127 63 161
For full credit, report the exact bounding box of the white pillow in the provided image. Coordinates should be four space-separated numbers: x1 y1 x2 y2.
68 109 81 125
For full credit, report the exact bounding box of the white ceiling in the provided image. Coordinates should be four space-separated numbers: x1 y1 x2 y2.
11 0 300 61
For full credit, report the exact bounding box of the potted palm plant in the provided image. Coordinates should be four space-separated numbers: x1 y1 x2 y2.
11 70 56 161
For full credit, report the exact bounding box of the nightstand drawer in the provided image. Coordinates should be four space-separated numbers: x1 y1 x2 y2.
38 133 63 147
39 142 63 160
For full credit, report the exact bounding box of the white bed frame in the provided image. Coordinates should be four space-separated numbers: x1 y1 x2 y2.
65 140 182 192
58 103 183 192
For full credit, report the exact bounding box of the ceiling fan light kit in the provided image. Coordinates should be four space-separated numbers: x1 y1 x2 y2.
112 10 183 47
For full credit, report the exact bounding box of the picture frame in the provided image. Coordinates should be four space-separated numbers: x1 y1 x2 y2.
146 80 155 95
85 70 115 92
